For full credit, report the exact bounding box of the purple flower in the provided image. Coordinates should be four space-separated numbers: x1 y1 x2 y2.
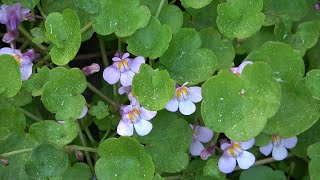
82 63 100 76
103 52 145 86
117 102 157 136
200 145 215 160
259 135 297 161
189 124 214 156
0 47 36 80
118 85 137 103
230 61 253 75
218 139 255 173
165 82 202 115
0 3 31 43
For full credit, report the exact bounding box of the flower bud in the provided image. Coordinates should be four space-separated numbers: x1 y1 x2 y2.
200 145 215 160
82 63 100 76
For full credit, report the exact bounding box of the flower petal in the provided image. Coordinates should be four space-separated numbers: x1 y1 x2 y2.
259 141 273 156
130 56 145 73
122 52 130 59
239 139 255 150
272 145 288 161
188 86 202 103
118 86 126 95
236 151 255 169
237 61 253 74
103 66 120 84
20 62 33 81
120 70 135 86
218 153 236 173
282 136 298 149
220 142 231 150
117 120 134 136
0 47 14 55
189 140 204 156
165 98 179 112
134 119 152 136
179 99 196 115
78 105 88 119
197 127 213 143
140 107 157 120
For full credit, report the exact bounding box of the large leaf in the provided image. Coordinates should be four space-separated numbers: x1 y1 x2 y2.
307 142 320 180
181 0 213 9
158 5 183 34
240 166 286 180
305 69 320 100
62 163 91 180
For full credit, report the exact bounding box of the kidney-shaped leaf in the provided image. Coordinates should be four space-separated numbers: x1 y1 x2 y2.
307 142 320 180
181 0 213 9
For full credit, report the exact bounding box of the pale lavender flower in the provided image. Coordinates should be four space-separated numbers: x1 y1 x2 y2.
117 102 157 136
118 85 137 103
218 139 255 173
0 3 31 43
189 124 214 156
103 52 145 86
82 63 100 76
230 61 253 75
78 105 88 119
0 47 36 80
165 82 202 115
259 135 297 161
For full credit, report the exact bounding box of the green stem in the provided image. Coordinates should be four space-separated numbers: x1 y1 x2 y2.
16 107 42 122
65 145 98 153
18 25 48 51
99 38 109 67
212 132 220 144
99 129 110 143
149 58 154 68
87 82 118 107
36 3 47 18
0 148 33 158
169 0 177 5
155 0 166 18
84 126 96 144
33 54 51 69
80 21 93 34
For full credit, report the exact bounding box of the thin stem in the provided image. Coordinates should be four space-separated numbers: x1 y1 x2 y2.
169 0 177 5
149 58 154 68
87 82 118 107
0 148 33 158
33 54 51 69
99 129 110 143
84 126 96 144
212 132 220 144
99 39 109 66
18 25 48 51
36 3 47 18
165 175 181 180
155 0 166 18
65 145 98 153
80 21 93 34
16 107 42 122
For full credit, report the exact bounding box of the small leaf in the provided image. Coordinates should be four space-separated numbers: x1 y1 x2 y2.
137 111 192 173
0 55 22 98
91 0 151 37
95 136 154 180
203 158 226 179
160 28 217 85
45 9 81 65
305 69 320 100
24 66 50 96
62 163 91 180
127 16 172 59
41 67 87 120
216 0 265 39
31 27 49 45
25 144 68 179
307 142 320 180
89 101 110 119
158 5 183 34
181 0 213 9
132 64 175 111
240 166 286 180
8 87 32 107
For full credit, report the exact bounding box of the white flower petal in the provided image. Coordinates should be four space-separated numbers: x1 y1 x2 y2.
189 140 204 156
179 99 196 115
117 120 134 136
239 139 255 150
259 141 273 156
134 119 152 136
236 151 255 169
165 98 179 112
272 145 288 161
188 86 202 103
218 153 237 173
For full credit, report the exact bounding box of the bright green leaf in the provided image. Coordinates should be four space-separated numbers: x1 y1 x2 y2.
255 132 271 146
96 136 154 180
8 87 32 107
2 0 39 8
132 64 175 111
203 158 226 179
306 69 320 100
216 0 265 39
0 55 22 98
181 0 213 9
41 67 87 120
62 163 91 180
201 62 281 141
140 0 168 15
153 173 165 180
158 5 183 34
91 0 151 37
307 142 320 180
24 66 50 96
160 28 217 85
240 166 286 180
137 111 192 173
45 9 81 65
89 101 109 119
127 16 172 59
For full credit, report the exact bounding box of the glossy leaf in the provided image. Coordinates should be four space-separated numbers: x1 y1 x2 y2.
89 101 109 120
24 66 50 96
240 166 286 180
160 28 217 85
95 136 154 180
307 142 320 180
306 69 320 100
132 64 175 111
181 0 213 9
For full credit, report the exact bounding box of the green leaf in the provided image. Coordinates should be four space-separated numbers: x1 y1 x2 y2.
158 5 183 34
262 0 308 26
306 69 320 100
95 136 154 180
41 67 87 120
127 16 172 59
91 0 151 37
203 158 226 179
62 163 91 180
245 41 304 88
254 132 271 146
160 28 217 85
199 28 235 70
292 120 320 157
24 66 50 97
8 87 32 107
2 0 39 8
201 62 281 141
45 9 81 65
307 142 320 180
25 144 68 179
240 166 286 180
137 110 192 173
29 120 78 147
89 101 109 119
140 0 167 15
132 64 175 111
181 0 213 9
0 127 10 144
263 80 320 137
0 55 22 98
31 27 49 45
0 108 26 133
216 0 265 39
153 174 165 180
